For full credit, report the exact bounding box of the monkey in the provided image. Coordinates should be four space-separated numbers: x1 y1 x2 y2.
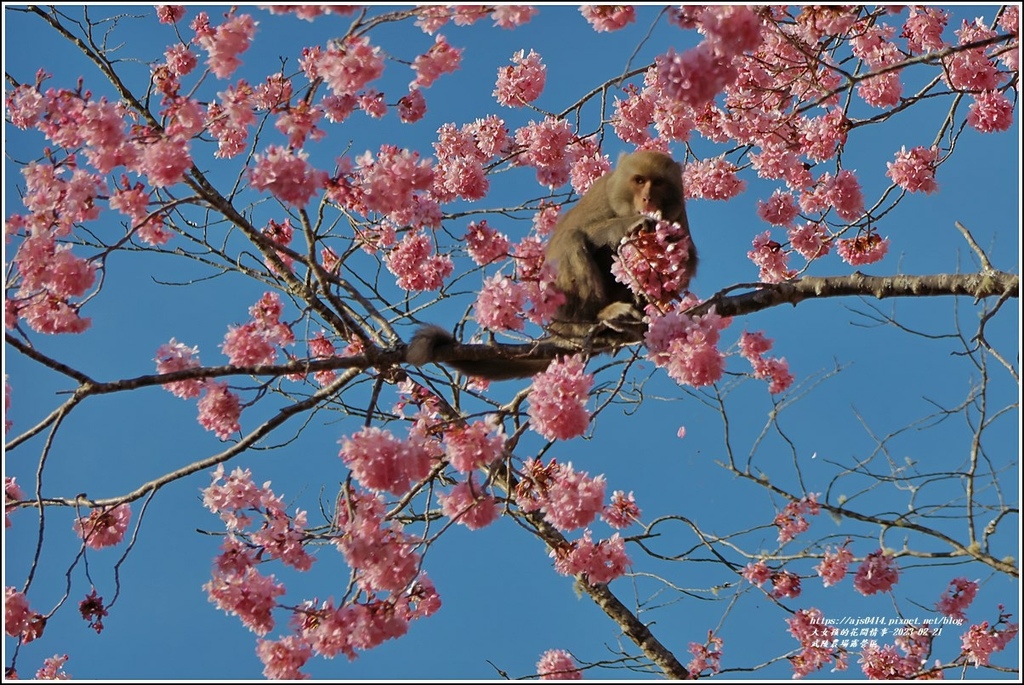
407 150 696 380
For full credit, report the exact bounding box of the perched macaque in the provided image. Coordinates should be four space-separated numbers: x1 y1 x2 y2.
408 150 696 380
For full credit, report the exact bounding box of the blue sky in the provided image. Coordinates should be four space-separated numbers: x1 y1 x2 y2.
3 4 1020 681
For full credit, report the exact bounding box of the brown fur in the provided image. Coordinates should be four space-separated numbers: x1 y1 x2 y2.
408 150 695 380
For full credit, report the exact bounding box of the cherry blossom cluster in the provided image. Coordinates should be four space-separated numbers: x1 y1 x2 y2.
738 330 794 394
5 586 45 644
644 301 730 388
936 577 978 621
437 475 500 530
527 355 593 442
740 561 802 599
413 5 537 35
536 648 583 680
814 543 854 587
432 116 509 202
473 262 565 333
384 232 453 292
338 426 439 496
960 607 1019 667
774 494 820 544
786 607 847 679
601 490 642 529
219 292 294 371
515 458 606 532
580 5 636 33
202 464 315 572
5 476 24 528
611 218 695 308
71 503 132 550
686 631 724 678
494 49 546 107
886 146 940 194
79 589 108 634
853 549 900 596
550 530 631 585
857 627 938 679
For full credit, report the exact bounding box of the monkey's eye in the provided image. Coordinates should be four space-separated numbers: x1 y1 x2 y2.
632 175 646 185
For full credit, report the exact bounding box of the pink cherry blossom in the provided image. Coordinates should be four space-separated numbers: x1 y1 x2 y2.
397 88 427 123
683 157 746 200
359 90 387 118
645 303 728 388
513 118 576 188
204 565 285 636
5 586 34 638
699 5 764 55
197 380 242 439
274 102 324 149
537 649 582 680
192 11 257 79
936 577 978 621
602 490 641 529
902 7 949 53
771 571 801 599
757 190 799 227
493 49 544 106
551 530 631 586
887 145 939 193
164 44 198 76
742 560 772 587
72 503 131 549
853 549 899 595
443 421 503 473
464 221 510 266
257 635 312 680
815 544 854 587
967 90 1015 133
787 222 832 261
155 338 203 399
249 145 327 207
543 464 606 531
156 5 186 24
412 34 462 88
339 426 436 496
438 476 500 530
612 218 695 306
687 632 723 678
580 5 635 32
798 109 847 162
384 232 453 292
490 6 537 29
944 19 1002 92
655 44 738 110
748 231 796 284
773 494 820 544
569 149 611 195
316 36 385 97
738 330 794 394
612 85 654 144
787 607 842 678
527 356 593 442
355 145 434 216
836 232 889 266
333 489 423 594
5 476 24 528
857 642 916 679
961 614 1019 667
35 654 71 680
858 71 902 108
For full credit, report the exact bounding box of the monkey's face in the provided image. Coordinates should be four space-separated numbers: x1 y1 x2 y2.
630 173 683 219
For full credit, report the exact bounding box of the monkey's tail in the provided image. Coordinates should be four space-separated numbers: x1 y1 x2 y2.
407 324 552 380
